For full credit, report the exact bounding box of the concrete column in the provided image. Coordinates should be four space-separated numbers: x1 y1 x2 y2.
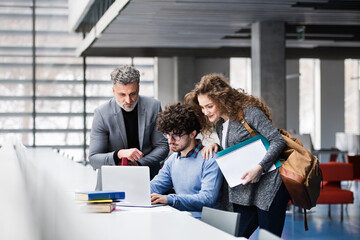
155 57 230 106
320 59 344 148
286 59 300 133
176 57 230 101
154 57 177 108
194 58 230 83
251 21 286 129
175 57 196 102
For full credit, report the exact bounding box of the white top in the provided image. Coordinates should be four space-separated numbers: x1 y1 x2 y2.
222 119 229 149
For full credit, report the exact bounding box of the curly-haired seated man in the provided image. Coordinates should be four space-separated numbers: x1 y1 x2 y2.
150 102 223 218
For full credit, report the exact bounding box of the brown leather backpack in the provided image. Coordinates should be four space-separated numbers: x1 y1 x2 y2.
240 120 322 231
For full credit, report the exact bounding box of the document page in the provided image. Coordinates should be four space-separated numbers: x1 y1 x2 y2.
216 137 272 188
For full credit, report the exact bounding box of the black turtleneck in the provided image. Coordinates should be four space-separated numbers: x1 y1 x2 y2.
113 104 142 166
122 104 140 150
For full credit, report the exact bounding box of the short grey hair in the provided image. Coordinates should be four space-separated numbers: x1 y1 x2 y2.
110 65 140 85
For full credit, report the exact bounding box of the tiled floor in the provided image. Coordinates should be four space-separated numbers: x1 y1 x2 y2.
249 181 360 240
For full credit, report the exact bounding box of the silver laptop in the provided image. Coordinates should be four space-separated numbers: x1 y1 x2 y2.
101 166 161 207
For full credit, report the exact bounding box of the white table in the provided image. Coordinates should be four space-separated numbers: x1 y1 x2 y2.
81 207 244 240
312 148 348 162
20 147 244 240
336 132 360 155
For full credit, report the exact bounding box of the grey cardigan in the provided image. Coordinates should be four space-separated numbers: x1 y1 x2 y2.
215 107 285 211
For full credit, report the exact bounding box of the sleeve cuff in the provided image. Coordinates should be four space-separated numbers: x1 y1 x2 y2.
166 195 174 206
259 162 269 173
113 150 121 165
136 160 142 166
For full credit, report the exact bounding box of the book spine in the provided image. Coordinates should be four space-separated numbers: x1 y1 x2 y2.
88 192 125 201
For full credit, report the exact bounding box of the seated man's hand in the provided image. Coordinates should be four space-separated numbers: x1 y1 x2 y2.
118 148 144 162
201 143 219 160
151 193 167 205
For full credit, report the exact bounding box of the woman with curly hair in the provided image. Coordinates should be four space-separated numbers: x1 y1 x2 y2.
184 73 289 238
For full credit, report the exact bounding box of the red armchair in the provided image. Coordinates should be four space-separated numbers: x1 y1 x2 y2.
347 155 360 181
317 162 354 220
329 147 339 162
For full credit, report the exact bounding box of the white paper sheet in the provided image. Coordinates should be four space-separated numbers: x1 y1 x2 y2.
216 139 274 188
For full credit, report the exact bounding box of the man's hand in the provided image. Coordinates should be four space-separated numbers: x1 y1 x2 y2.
241 164 263 185
151 193 167 205
118 148 144 162
201 143 219 160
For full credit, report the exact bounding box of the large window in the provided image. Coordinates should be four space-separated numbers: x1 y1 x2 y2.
299 59 321 149
0 0 155 162
230 57 252 93
345 59 360 134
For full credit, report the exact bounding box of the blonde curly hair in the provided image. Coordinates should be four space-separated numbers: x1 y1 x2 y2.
184 73 272 135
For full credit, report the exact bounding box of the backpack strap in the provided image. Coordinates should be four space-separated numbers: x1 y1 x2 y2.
238 112 256 138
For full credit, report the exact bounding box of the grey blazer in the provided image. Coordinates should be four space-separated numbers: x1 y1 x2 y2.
89 95 169 190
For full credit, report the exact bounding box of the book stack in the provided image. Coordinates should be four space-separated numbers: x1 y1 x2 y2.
75 190 125 213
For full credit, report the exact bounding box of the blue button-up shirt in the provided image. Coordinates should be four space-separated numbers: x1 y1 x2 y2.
150 140 223 213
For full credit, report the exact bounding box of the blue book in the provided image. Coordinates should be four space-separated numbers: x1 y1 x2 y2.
75 190 125 201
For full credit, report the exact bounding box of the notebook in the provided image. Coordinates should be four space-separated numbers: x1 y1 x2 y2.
101 166 163 207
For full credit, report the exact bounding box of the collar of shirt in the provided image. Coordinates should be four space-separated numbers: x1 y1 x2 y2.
176 139 203 159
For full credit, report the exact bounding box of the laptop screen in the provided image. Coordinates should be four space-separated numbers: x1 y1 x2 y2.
101 166 151 206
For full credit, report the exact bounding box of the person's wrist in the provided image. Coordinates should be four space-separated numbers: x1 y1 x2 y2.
113 150 121 165
165 196 172 205
257 164 265 173
117 149 123 158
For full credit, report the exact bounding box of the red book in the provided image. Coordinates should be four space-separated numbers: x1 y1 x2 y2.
121 157 128 166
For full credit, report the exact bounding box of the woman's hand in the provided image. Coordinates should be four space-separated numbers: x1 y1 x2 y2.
201 143 219 160
241 165 263 185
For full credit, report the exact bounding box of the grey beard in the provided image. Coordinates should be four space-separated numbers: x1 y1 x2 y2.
115 97 138 112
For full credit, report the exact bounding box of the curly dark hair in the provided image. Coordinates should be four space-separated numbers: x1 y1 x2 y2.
157 102 201 136
184 73 272 135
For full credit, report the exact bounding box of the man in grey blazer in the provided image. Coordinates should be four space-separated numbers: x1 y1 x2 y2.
89 65 169 190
